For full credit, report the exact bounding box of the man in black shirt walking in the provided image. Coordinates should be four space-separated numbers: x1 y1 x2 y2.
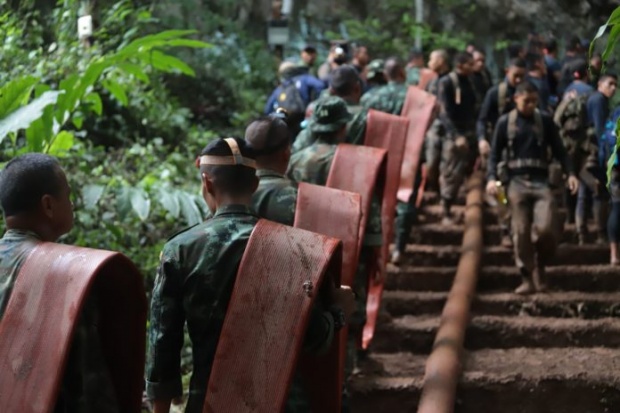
437 51 478 224
487 81 579 295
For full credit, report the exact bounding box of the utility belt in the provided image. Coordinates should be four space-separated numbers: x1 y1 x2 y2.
501 158 563 188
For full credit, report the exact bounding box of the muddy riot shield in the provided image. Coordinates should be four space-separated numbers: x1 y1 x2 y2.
294 182 363 412
204 220 344 413
398 87 436 203
326 144 388 349
417 68 438 91
363 109 409 349
0 243 146 413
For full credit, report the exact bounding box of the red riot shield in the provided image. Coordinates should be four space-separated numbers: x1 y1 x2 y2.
326 144 388 349
204 220 343 413
294 183 362 413
363 110 409 349
398 86 436 203
364 109 409 263
417 68 438 91
0 243 146 413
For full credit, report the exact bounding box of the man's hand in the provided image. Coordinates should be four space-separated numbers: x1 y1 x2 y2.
486 180 499 196
330 285 356 321
478 139 491 156
455 136 469 151
567 175 579 195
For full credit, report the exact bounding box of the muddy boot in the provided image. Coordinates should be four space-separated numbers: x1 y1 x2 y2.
533 265 549 293
515 268 536 295
441 199 454 226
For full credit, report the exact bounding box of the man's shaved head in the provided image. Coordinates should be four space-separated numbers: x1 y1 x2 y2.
384 57 406 82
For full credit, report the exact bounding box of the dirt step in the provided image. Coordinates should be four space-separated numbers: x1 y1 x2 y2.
410 223 599 246
404 244 609 267
350 349 620 413
383 290 620 319
419 204 568 225
386 265 620 293
372 315 620 353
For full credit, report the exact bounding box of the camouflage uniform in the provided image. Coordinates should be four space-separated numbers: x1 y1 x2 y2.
252 169 298 226
0 230 120 413
424 72 449 185
360 59 386 107
146 204 333 413
406 66 421 87
361 81 408 116
292 101 367 153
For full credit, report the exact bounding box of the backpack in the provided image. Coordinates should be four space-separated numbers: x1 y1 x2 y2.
497 82 510 114
600 107 620 167
553 91 593 154
277 78 307 120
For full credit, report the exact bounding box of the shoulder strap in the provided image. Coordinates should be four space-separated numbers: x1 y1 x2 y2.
498 82 508 114
449 72 461 105
507 109 518 158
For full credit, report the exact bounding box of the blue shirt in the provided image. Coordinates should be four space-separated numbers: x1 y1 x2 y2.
264 75 326 115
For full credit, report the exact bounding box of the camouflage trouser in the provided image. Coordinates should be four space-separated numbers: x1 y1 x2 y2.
508 176 561 273
424 118 444 186
439 134 477 203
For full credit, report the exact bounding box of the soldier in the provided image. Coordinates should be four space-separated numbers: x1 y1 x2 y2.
360 59 387 104
477 58 527 153
293 65 367 152
299 44 318 75
526 52 552 113
352 45 370 75
146 137 351 413
477 58 527 244
0 154 120 412
288 97 352 185
487 80 579 295
406 48 425 86
245 114 297 226
287 97 383 373
424 49 452 187
472 50 493 101
437 51 478 225
362 57 408 116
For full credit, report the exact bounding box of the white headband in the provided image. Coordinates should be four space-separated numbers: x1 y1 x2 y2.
199 138 256 169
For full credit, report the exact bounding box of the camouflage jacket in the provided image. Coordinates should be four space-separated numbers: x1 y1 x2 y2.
292 101 367 153
286 142 382 247
146 205 258 413
146 204 336 413
361 81 408 116
252 169 298 226
0 230 120 413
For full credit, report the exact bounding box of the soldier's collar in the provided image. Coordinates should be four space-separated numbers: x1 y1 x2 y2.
256 169 287 179
213 204 257 218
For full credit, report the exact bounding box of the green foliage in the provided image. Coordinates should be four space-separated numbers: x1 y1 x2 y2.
592 5 620 184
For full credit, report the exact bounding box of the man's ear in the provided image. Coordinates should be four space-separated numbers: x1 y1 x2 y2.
202 173 215 196
40 194 55 219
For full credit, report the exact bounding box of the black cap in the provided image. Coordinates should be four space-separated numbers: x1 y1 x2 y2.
303 44 317 53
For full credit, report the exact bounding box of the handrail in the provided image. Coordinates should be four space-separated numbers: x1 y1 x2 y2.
417 172 484 413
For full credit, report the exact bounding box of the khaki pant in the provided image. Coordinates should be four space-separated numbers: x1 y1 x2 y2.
424 118 444 186
439 134 477 202
508 176 561 273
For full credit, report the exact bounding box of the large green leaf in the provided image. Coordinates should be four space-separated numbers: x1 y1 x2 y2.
47 130 75 156
0 90 64 144
102 79 129 106
143 50 195 76
118 29 199 56
82 184 106 210
157 187 181 219
84 92 103 115
25 84 55 152
0 76 39 118
130 187 151 221
591 6 620 63
178 192 203 226
116 186 151 221
118 62 150 83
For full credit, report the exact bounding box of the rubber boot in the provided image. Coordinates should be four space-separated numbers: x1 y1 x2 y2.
441 199 454 226
515 268 536 295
